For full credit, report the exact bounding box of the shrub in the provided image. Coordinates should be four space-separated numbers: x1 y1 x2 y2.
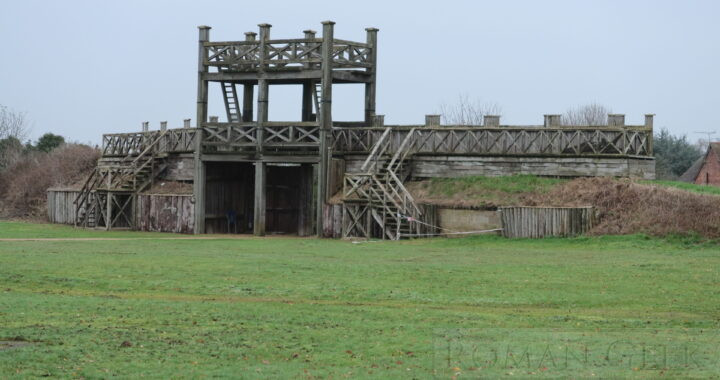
0 144 99 216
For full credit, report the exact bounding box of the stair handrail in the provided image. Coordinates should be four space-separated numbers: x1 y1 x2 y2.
387 171 422 215
110 130 168 190
360 127 392 173
130 130 167 167
387 128 417 175
73 168 100 227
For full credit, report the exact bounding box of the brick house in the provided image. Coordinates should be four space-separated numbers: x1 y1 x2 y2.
680 143 720 185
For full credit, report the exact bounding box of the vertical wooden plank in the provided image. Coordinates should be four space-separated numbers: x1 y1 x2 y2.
253 162 266 236
193 26 210 235
316 21 334 237
364 27 378 124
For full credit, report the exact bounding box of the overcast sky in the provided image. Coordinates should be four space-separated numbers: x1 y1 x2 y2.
1 0 718 144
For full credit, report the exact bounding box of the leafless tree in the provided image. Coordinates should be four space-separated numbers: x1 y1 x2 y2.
0 105 30 140
562 103 612 126
439 94 502 126
0 105 31 170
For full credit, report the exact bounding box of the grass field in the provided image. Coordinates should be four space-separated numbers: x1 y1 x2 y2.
1 222 720 378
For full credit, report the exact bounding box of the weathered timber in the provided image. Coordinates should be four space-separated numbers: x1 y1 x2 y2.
500 206 595 238
47 189 81 224
137 194 194 233
69 21 655 241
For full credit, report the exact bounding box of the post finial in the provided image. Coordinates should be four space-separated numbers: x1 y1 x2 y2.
321 20 336 25
365 27 379 32
197 25 211 42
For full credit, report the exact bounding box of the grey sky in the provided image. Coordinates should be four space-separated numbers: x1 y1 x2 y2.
1 0 718 144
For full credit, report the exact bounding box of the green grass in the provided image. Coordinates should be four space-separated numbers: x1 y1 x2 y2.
1 222 719 378
646 179 720 196
411 174 567 207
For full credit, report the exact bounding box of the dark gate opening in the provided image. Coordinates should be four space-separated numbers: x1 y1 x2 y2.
266 164 314 235
204 162 254 234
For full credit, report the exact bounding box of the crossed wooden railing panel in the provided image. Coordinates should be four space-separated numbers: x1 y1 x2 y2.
201 122 321 151
332 127 652 157
204 38 371 72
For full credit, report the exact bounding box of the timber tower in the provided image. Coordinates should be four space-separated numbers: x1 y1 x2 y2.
194 21 378 236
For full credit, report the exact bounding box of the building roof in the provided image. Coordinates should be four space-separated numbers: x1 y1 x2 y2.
679 143 720 182
679 156 704 182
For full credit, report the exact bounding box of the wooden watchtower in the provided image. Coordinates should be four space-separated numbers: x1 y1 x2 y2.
194 21 378 235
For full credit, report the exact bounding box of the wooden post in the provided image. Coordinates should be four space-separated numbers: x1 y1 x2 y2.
183 119 191 128
196 26 210 128
253 162 266 236
373 114 385 127
608 114 625 127
364 27 379 125
425 114 441 127
193 25 210 234
317 20 334 237
302 30 316 122
257 24 271 152
242 32 256 122
645 114 655 154
160 121 167 132
543 114 562 127
484 115 500 127
105 171 112 230
142 121 149 132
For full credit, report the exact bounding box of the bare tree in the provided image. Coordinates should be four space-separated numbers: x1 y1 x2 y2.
439 94 502 126
0 105 31 170
0 105 30 140
562 103 611 126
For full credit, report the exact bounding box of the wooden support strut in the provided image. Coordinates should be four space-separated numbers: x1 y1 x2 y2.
364 27 378 124
316 20 334 237
193 25 210 234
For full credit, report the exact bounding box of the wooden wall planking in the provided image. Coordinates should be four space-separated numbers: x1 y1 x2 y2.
47 189 81 224
499 206 595 238
341 155 655 179
136 194 195 234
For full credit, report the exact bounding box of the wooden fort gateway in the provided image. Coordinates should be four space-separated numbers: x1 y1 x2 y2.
73 21 655 238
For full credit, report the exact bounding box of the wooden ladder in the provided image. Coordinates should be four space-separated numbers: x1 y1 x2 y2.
221 82 242 122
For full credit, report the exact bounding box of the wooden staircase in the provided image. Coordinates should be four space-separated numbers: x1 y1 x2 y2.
342 128 426 239
74 131 168 229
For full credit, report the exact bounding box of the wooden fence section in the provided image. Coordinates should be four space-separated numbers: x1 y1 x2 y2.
203 38 371 72
499 206 595 238
136 194 195 234
47 189 81 224
332 126 653 157
101 125 653 159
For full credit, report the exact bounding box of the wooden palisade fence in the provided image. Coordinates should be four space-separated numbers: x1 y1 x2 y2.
499 206 595 238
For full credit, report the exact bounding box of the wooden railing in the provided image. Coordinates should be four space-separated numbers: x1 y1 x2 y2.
332 126 653 157
201 122 321 152
103 124 653 158
204 38 371 72
102 128 195 157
